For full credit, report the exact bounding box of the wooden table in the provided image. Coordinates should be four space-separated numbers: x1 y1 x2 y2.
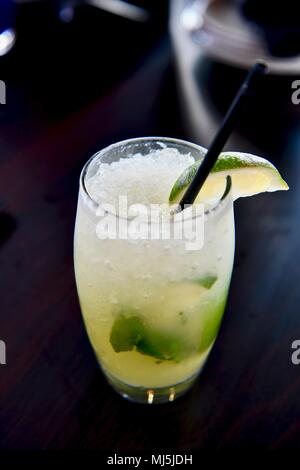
1 2 300 457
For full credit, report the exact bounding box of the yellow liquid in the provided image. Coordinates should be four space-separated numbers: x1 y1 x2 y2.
74 196 234 388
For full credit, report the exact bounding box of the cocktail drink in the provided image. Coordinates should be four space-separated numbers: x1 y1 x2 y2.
74 137 287 403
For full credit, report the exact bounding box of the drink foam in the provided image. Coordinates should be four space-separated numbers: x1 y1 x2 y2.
86 148 195 207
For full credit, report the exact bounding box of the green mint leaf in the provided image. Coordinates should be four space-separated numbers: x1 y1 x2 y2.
195 275 217 289
110 315 144 352
110 312 189 362
137 332 185 362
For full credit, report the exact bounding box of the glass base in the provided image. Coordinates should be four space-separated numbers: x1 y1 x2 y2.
104 371 198 404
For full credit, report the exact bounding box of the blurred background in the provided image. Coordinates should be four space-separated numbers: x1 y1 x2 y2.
2 0 300 453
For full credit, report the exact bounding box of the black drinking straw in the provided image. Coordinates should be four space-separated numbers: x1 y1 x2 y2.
178 61 268 210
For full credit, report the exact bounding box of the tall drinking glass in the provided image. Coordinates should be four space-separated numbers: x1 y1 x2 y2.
74 137 235 404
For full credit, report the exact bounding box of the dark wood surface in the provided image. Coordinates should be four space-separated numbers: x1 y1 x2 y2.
1 4 300 454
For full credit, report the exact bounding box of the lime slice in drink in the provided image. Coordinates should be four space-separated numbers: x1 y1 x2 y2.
169 152 289 204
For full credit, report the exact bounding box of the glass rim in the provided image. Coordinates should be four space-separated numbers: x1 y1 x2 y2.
79 136 233 223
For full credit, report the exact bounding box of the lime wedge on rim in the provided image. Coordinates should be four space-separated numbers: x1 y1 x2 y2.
169 152 289 204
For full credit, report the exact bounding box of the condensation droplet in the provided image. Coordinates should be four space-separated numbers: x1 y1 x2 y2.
104 259 113 270
110 295 118 305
